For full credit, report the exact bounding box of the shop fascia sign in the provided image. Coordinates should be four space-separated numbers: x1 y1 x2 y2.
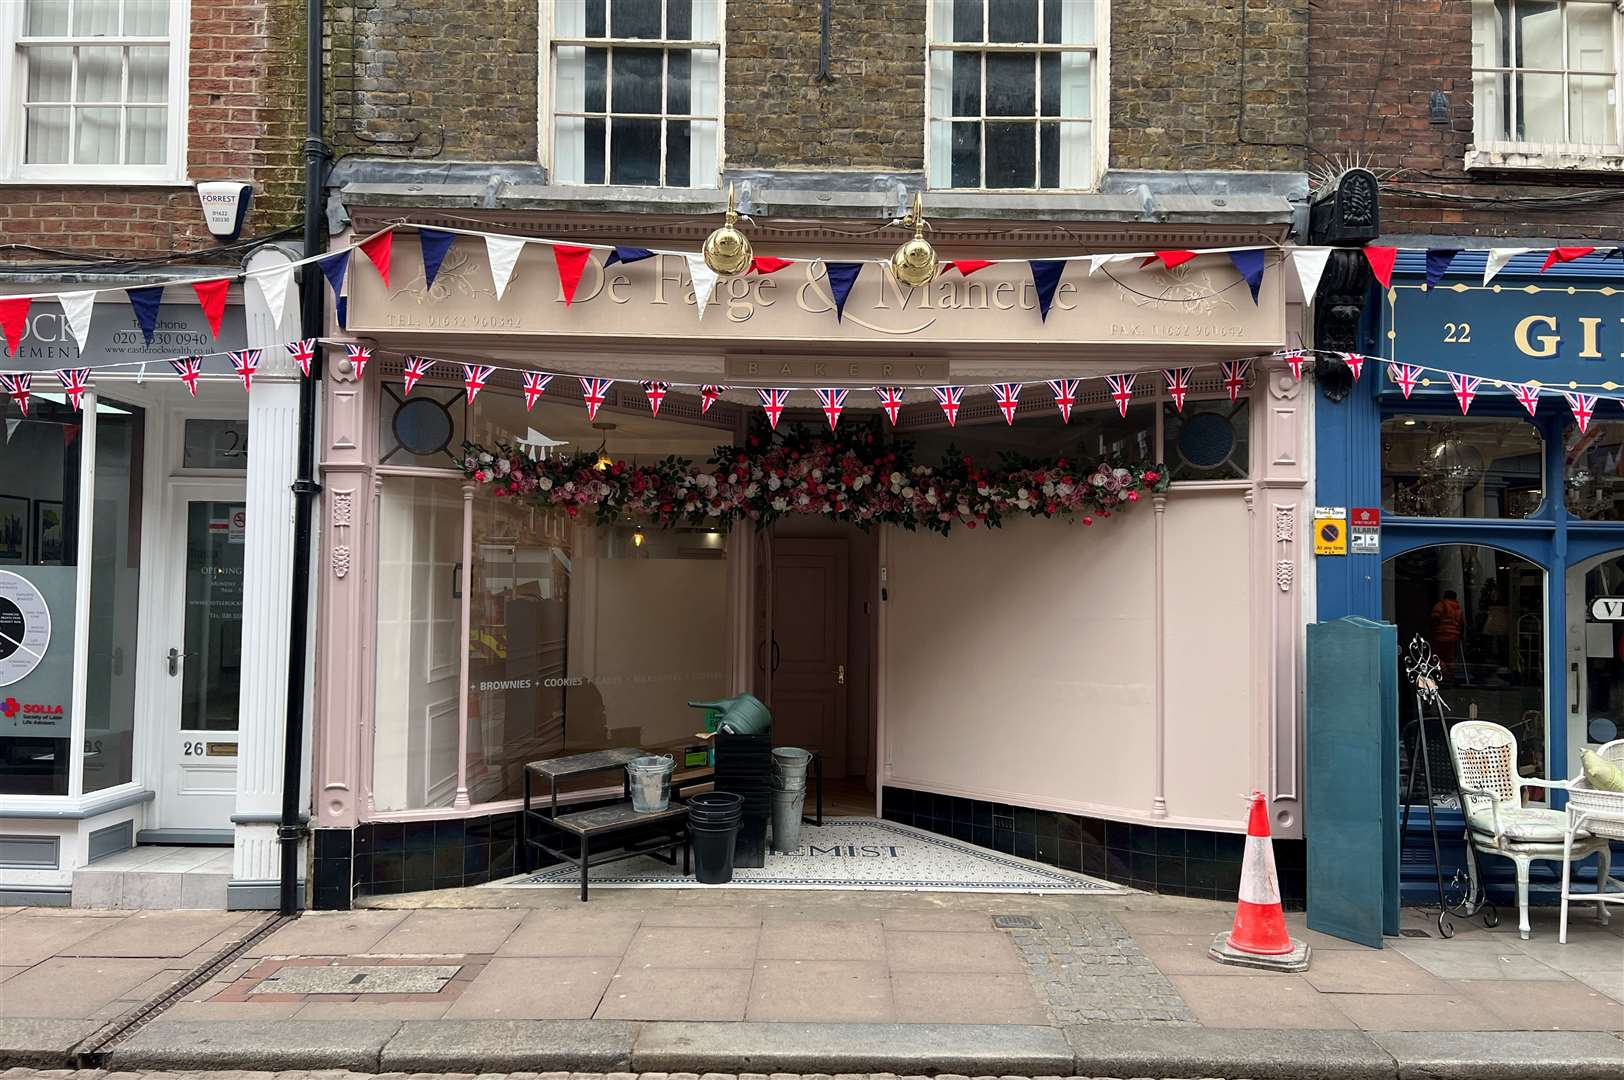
348 238 1285 349
1384 273 1624 390
0 298 246 370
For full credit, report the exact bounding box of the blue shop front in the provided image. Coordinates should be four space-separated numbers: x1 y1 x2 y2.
1315 248 1624 904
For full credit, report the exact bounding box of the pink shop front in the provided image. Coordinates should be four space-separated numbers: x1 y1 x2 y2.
305 223 1312 910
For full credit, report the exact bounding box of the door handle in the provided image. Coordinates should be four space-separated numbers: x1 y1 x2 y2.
1571 661 1580 714
836 663 845 685
770 638 781 673
167 647 197 676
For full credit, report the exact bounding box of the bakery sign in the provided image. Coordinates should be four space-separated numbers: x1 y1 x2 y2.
348 237 1285 350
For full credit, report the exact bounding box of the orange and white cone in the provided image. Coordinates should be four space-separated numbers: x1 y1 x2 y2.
1209 791 1310 971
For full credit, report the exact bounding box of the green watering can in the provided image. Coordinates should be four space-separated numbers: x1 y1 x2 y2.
688 693 773 736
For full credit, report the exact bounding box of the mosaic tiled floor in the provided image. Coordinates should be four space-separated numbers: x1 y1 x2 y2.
490 817 1125 893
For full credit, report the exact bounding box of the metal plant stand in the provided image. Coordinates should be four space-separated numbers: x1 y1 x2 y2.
1398 636 1497 938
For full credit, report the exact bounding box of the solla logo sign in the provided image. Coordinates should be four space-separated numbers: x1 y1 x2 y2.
1 695 64 726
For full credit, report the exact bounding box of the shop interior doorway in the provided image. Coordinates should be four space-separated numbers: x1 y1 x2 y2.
753 520 879 814
1564 551 1624 778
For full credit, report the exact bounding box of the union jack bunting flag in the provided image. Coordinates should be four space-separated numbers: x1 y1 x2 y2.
1511 382 1541 417
1447 372 1481 414
227 349 261 394
345 343 372 380
170 356 205 397
932 385 964 427
1564 391 1599 433
521 371 552 410
463 364 496 403
1388 363 1422 399
641 380 670 417
757 388 790 430
699 385 728 414
1162 368 1191 413
580 377 613 422
0 373 31 415
402 355 435 395
1104 373 1135 417
1283 351 1307 380
990 382 1022 425
287 338 316 377
1342 353 1365 382
815 388 848 430
876 387 905 425
55 368 91 411
1219 359 1250 403
1047 379 1079 422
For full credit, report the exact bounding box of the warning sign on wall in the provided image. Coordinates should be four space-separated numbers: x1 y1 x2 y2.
1313 513 1347 556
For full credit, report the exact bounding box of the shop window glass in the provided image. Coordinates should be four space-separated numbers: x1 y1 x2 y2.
1382 415 1543 519
83 401 143 792
1563 420 1624 521
908 402 1155 467
1574 554 1624 749
1163 398 1249 481
372 476 465 811
0 395 81 795
1383 545 1547 801
377 379 465 467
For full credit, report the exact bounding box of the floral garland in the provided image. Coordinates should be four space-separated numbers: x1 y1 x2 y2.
462 421 1167 535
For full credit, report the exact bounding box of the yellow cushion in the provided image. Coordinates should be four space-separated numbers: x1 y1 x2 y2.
1581 748 1624 793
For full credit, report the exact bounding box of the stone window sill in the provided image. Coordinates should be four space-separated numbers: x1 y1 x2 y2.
1465 144 1624 174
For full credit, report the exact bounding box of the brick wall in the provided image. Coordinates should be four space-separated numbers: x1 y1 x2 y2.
0 0 306 260
325 0 538 162
725 0 926 171
1111 0 1308 172
1309 0 1624 241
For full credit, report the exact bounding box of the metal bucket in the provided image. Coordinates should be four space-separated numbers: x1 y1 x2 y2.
771 786 807 852
626 754 674 813
771 747 812 790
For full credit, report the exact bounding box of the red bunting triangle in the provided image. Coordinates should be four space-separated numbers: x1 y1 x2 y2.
554 245 593 305
0 297 31 356
192 278 231 338
1141 250 1197 270
358 230 394 287
1541 246 1595 272
750 257 794 275
1363 245 1397 288
949 260 994 276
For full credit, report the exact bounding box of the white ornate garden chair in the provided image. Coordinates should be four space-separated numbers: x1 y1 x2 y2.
1561 738 1624 943
1448 720 1611 939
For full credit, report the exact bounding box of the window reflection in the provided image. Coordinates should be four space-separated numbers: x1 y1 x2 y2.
1382 416 1543 519
1383 545 1547 800
1564 421 1624 521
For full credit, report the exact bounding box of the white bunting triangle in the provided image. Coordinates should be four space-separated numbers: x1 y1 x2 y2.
253 264 295 337
1087 253 1125 277
58 290 97 352
686 254 719 321
1289 248 1331 304
1483 247 1531 285
486 235 526 301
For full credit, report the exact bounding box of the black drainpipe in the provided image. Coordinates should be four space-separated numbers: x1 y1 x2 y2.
281 0 328 916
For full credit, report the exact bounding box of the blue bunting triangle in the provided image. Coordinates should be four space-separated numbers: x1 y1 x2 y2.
1227 249 1266 304
335 295 348 330
1028 260 1065 321
605 246 655 266
319 249 352 298
825 262 863 321
419 228 456 289
1425 249 1461 288
125 285 164 346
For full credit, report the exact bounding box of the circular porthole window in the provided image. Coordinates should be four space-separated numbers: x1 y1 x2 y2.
1177 411 1236 471
393 397 454 457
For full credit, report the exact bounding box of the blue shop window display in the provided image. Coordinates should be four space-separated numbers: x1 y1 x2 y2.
1316 249 1624 903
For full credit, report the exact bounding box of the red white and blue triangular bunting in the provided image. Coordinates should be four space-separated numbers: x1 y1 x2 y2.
815 388 848 430
521 371 552 410
876 387 904 425
1512 382 1541 417
1220 360 1250 403
170 356 204 397
932 385 964 427
1342 353 1365 382
462 363 496 403
345 344 372 380
1105 373 1135 417
991 382 1022 425
642 379 670 416
1163 368 1191 413
55 368 90 411
758 388 790 430
1448 372 1481 414
580 376 613 422
1564 391 1598 433
1 373 31 415
402 355 434 395
1282 351 1306 380
287 338 316 377
227 348 261 394
700 384 728 414
1388 363 1422 399
1046 379 1079 422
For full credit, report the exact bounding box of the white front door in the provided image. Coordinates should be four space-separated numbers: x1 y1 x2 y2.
157 485 247 832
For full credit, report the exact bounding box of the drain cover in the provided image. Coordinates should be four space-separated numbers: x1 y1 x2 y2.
992 915 1041 929
1399 928 1431 938
251 964 461 995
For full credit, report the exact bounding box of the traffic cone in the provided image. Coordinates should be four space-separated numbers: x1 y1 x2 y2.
1208 791 1311 971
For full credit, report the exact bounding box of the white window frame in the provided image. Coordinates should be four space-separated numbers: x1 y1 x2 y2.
924 0 1110 192
0 0 190 185
537 0 725 189
1467 0 1624 168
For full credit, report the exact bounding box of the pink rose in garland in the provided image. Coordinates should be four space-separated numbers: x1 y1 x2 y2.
461 420 1166 536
